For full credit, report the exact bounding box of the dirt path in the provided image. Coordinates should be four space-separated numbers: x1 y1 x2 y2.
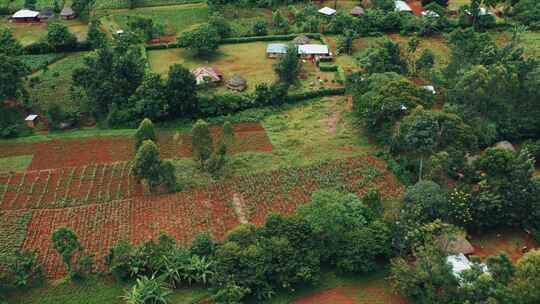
232 193 248 224
322 96 350 134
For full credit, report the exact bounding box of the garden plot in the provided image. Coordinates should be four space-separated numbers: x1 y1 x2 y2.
94 0 204 9
0 18 88 46
103 3 208 36
26 52 89 112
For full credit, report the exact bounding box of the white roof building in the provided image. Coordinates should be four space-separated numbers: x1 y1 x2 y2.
298 44 330 55
12 9 40 19
421 10 440 18
25 114 38 121
447 254 489 283
318 7 336 16
395 1 413 13
465 7 492 16
423 85 436 95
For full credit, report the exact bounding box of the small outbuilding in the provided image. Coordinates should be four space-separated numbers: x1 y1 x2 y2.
11 9 40 23
423 85 436 95
38 8 54 21
438 233 475 255
226 75 247 92
395 0 413 13
191 67 223 86
266 43 288 58
350 6 365 17
25 114 39 128
293 34 310 46
318 7 336 16
422 10 440 18
60 6 76 20
447 254 489 284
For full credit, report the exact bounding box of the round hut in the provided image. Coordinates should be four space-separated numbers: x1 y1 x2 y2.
226 75 247 92
293 34 310 46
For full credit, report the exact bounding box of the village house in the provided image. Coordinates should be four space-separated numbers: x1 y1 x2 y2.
60 6 76 20
191 67 223 86
293 34 310 46
266 43 288 58
318 7 336 16
11 9 40 23
226 75 247 92
395 0 413 13
25 114 39 128
298 44 331 60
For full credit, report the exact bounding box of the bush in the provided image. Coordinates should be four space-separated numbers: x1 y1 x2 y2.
123 275 171 304
2 250 43 288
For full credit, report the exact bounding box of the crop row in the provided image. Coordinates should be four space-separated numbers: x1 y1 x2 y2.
14 156 402 279
0 162 142 210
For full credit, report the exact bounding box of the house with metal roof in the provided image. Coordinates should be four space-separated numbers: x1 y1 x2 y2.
191 67 223 86
395 1 413 13
447 254 490 285
266 43 288 58
298 44 330 56
318 7 336 16
11 9 40 22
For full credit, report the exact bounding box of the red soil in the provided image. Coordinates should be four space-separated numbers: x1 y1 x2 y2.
471 228 538 263
0 123 273 171
295 289 356 304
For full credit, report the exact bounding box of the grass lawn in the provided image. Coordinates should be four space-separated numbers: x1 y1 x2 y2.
104 3 208 36
448 0 470 10
267 269 405 304
0 155 33 172
148 42 278 87
0 18 88 46
26 52 89 112
148 42 340 93
7 278 210 304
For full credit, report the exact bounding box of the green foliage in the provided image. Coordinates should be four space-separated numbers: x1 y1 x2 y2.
212 282 250 304
159 160 177 192
178 24 220 57
51 227 81 274
513 0 540 29
513 250 540 303
358 40 408 75
164 64 198 117
134 118 157 151
191 119 213 166
123 275 171 304
87 20 107 49
209 13 232 39
391 243 457 304
2 250 43 288
0 54 29 101
131 140 162 190
0 107 30 139
46 23 78 51
46 103 80 130
0 29 22 56
190 232 215 257
273 44 300 85
252 20 268 36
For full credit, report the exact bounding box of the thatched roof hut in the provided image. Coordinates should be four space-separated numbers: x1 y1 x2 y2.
438 233 475 255
60 7 76 19
226 75 247 92
293 34 310 45
350 6 365 17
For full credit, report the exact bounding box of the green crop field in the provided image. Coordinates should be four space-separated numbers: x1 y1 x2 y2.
0 0 58 11
93 0 204 10
103 3 208 36
26 52 89 112
18 53 65 72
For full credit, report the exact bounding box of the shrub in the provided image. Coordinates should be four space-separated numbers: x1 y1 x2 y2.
3 250 43 288
123 275 171 304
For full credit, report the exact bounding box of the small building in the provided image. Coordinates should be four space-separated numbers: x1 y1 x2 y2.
191 67 223 86
447 254 489 284
318 7 336 16
298 44 330 59
394 1 413 13
423 85 436 95
11 9 40 23
293 34 310 46
25 114 39 128
438 233 475 255
266 43 288 58
421 10 440 18
226 75 247 92
465 7 492 16
350 6 365 17
60 6 76 20
115 30 125 35
38 8 54 21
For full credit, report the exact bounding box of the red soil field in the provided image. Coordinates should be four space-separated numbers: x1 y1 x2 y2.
0 123 273 171
295 286 408 304
17 156 403 279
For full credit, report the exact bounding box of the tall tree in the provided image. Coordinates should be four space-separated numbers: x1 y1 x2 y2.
0 29 22 56
178 24 220 57
87 19 106 49
131 140 162 190
164 64 198 117
134 118 157 151
0 55 28 101
47 23 78 51
52 227 81 274
274 44 300 85
192 119 213 167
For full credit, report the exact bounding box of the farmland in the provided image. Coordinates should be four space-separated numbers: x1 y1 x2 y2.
0 19 88 46
93 0 205 10
0 0 56 11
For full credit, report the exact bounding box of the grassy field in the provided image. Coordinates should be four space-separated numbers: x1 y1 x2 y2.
148 42 341 93
18 53 65 72
0 19 88 46
448 0 470 10
7 278 210 304
26 52 89 112
0 0 57 11
93 0 204 9
102 3 208 36
0 155 33 172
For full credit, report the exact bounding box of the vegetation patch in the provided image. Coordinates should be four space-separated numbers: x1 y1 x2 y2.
0 210 32 261
0 155 33 173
